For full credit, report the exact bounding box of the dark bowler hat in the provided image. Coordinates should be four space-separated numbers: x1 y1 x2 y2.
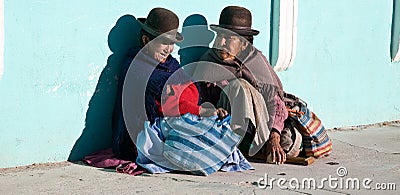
210 6 259 36
137 7 183 42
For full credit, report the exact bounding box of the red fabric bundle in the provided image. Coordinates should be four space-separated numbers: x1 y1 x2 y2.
156 82 201 117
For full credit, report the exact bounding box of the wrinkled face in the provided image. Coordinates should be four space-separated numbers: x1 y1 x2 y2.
144 36 175 63
213 33 247 61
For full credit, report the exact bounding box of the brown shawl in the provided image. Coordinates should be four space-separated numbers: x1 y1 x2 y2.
193 46 283 97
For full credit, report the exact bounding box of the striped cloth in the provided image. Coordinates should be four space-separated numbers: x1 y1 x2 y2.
296 105 332 158
135 113 253 176
162 113 242 176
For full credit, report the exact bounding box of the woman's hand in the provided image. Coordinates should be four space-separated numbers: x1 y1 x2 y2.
213 108 228 119
165 84 174 95
200 107 228 119
266 131 286 164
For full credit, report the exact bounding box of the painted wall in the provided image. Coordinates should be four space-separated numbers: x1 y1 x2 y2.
391 0 400 61
279 0 400 127
0 0 398 168
0 0 3 79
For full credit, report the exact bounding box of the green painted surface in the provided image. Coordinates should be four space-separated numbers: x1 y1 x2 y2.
269 0 280 67
0 0 399 168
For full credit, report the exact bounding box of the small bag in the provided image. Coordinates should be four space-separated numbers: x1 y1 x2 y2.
162 114 240 176
283 92 332 158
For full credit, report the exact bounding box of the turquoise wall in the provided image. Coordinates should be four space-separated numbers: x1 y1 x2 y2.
279 0 400 127
391 0 400 59
0 0 399 168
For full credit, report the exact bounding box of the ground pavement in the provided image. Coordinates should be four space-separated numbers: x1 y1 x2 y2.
1 123 399 194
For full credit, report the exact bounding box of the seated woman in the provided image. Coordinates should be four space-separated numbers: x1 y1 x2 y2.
193 6 303 164
112 7 227 161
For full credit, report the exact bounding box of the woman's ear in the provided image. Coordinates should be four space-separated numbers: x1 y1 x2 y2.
241 41 249 51
142 35 150 45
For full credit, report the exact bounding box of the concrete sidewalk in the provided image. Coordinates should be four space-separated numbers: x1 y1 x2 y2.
1 124 399 194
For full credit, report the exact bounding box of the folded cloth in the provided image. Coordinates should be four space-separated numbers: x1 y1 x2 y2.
116 162 146 175
220 148 254 172
83 148 146 176
136 120 180 173
217 78 271 156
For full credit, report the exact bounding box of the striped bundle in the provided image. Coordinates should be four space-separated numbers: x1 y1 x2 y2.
296 105 332 158
162 114 240 176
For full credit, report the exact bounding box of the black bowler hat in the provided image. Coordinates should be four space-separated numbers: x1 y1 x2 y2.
210 6 259 36
137 7 183 42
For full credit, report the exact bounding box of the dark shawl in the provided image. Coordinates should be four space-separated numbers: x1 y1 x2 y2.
195 47 283 95
112 47 192 160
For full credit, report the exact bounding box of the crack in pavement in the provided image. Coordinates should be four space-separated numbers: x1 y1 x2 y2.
332 139 389 154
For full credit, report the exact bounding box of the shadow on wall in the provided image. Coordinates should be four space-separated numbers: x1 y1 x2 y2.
178 14 215 75
68 15 141 161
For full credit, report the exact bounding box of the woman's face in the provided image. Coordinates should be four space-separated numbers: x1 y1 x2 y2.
213 33 247 61
144 36 175 63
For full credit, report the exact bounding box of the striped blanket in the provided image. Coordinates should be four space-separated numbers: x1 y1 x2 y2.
163 114 241 175
296 105 332 158
136 113 253 176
